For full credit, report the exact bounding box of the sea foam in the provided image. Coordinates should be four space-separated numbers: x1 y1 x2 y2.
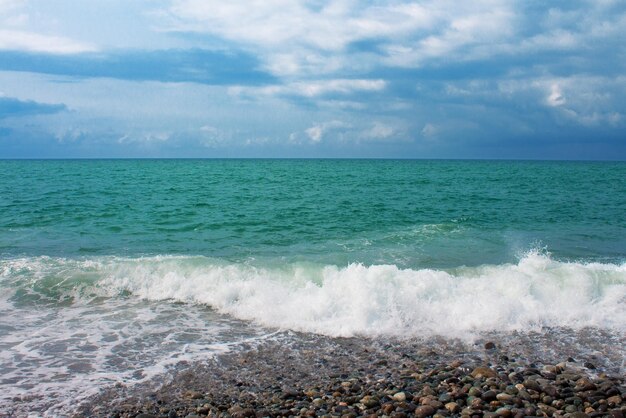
2 252 624 338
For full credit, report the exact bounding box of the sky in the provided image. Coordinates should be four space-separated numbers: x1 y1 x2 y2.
0 0 625 159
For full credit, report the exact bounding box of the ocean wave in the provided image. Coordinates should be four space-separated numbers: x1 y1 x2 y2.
1 252 625 338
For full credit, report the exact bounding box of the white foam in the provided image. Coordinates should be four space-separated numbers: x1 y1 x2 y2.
0 261 275 416
4 252 622 338
102 252 625 338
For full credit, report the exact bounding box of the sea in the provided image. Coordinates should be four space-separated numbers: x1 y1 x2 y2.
0 159 625 416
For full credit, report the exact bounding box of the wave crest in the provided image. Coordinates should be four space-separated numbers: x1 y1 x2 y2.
1 252 625 337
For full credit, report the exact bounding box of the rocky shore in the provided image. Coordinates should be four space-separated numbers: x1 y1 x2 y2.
76 332 624 418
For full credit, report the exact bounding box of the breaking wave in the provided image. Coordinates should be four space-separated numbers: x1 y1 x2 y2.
1 251 625 338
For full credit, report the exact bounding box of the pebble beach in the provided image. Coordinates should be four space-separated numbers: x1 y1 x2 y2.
74 330 625 418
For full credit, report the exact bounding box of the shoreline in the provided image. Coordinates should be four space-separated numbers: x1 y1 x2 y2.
74 331 625 418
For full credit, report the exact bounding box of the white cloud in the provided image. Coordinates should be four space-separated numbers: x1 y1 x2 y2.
0 0 97 54
0 29 96 54
54 127 86 143
300 120 404 144
440 74 626 128
293 79 386 97
305 124 323 142
230 78 386 99
0 0 20 13
0 0 27 27
391 7 515 65
304 120 350 143
165 0 440 52
118 131 171 144
200 126 223 147
421 123 439 138
159 0 626 80
162 0 518 75
363 122 395 140
497 76 626 127
547 83 566 107
520 30 579 52
317 100 367 110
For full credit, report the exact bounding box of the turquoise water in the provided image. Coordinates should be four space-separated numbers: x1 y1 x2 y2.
1 159 625 415
1 159 625 266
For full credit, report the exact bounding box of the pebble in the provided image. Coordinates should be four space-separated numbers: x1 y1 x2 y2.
567 413 590 418
72 335 625 418
496 393 513 403
522 379 541 392
471 367 497 379
360 395 380 408
414 405 435 418
393 392 407 402
482 390 497 402
445 402 460 413
495 407 511 417
184 390 203 400
468 387 482 397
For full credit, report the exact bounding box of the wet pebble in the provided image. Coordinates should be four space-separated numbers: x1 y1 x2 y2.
72 335 625 418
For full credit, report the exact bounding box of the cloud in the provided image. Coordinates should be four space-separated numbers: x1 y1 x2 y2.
533 76 625 126
0 0 96 54
157 0 626 81
160 0 518 76
302 120 351 143
0 95 67 119
1 1 625 159
164 0 439 52
0 49 276 85
0 0 25 22
298 120 403 144
305 125 323 142
0 29 96 54
54 127 88 144
421 123 439 139
117 131 171 144
230 78 386 100
362 122 395 140
547 83 566 107
382 7 516 68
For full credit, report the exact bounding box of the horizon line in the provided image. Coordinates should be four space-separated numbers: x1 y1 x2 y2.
1 157 625 162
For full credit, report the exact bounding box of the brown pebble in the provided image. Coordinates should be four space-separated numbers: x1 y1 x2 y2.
393 392 407 402
360 395 379 408
445 402 460 413
185 391 203 400
495 407 511 417
414 405 435 418
471 367 497 379
382 403 395 414
567 413 590 418
496 393 513 403
575 378 597 391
